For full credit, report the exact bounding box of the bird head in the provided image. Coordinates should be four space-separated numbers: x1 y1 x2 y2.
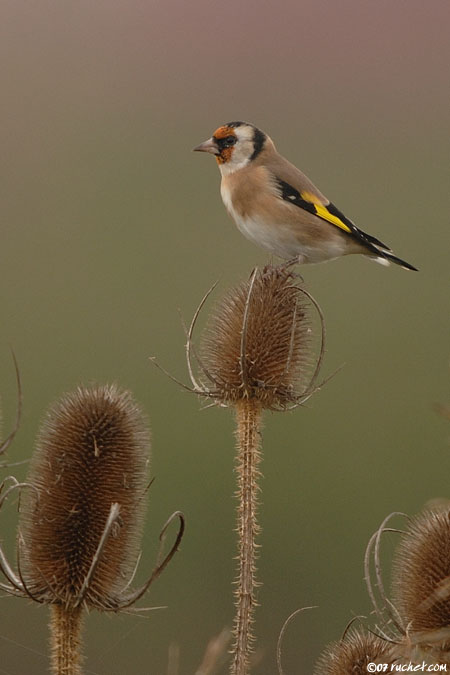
194 121 267 175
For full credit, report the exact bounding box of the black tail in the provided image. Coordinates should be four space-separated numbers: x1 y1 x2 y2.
353 226 418 271
357 230 418 271
374 248 418 271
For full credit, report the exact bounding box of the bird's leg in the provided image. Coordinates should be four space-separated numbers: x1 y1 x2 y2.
280 256 300 270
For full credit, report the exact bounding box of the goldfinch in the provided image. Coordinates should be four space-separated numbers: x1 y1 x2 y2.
194 121 417 270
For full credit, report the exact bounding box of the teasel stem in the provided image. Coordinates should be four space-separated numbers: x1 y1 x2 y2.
231 399 263 675
49 605 83 675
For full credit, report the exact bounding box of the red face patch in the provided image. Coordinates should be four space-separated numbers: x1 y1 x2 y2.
216 147 233 164
212 126 237 163
213 125 236 140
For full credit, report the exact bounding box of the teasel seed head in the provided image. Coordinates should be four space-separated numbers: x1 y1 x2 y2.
18 383 150 610
392 507 450 647
314 628 394 674
197 265 324 410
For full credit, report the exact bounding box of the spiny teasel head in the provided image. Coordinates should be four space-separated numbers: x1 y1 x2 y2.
313 628 394 675
15 384 151 610
197 265 323 409
392 507 450 647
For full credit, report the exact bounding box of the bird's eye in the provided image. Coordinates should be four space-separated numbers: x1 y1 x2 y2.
225 135 236 146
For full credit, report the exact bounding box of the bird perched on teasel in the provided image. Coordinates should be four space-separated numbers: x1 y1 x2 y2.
194 121 417 270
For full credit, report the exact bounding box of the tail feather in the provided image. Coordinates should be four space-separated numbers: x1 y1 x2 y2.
355 228 417 270
362 231 393 251
371 248 418 271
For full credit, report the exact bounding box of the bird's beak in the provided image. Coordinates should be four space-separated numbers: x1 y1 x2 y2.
193 137 218 155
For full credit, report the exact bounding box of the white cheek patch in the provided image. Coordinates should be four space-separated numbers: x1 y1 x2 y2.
219 154 250 176
218 125 255 176
234 125 254 144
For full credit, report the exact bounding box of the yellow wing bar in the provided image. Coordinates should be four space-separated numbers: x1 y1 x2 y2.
313 203 352 234
301 191 352 234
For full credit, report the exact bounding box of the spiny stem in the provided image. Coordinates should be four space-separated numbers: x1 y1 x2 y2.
49 605 84 675
231 400 263 675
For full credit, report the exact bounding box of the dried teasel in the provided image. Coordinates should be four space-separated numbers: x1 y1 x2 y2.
151 264 325 410
362 510 450 666
313 627 394 674
196 265 324 409
19 384 152 609
392 507 450 650
197 266 325 673
152 264 325 675
0 384 184 675
313 496 450 673
312 516 408 674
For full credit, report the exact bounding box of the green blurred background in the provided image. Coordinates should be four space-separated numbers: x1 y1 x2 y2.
1 1 449 672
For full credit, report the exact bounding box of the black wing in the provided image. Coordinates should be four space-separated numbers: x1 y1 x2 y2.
275 177 392 251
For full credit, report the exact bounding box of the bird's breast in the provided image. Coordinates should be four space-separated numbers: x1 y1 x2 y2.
220 179 237 218
220 179 297 258
220 166 275 217
220 179 260 241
